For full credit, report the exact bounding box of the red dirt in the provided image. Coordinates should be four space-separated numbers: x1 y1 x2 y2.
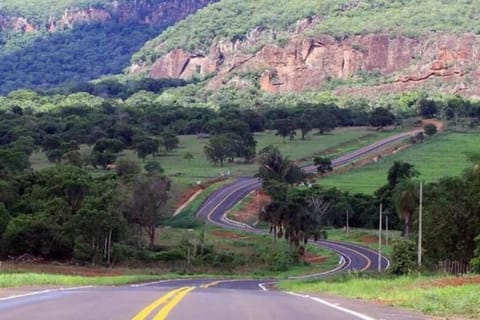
428 276 480 288
211 230 252 240
11 263 125 276
304 252 327 264
230 190 271 224
361 235 378 244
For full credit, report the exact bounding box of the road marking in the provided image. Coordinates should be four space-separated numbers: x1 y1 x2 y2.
322 241 372 271
205 180 259 226
258 283 270 291
200 281 222 289
286 292 376 320
132 287 190 320
0 286 94 301
153 287 195 320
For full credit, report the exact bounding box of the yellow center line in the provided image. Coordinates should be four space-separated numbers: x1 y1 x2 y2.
153 287 196 320
132 287 188 320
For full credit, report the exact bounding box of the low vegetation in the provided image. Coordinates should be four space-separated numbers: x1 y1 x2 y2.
278 275 480 318
321 133 480 194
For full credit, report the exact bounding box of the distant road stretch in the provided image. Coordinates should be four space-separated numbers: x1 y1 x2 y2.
197 131 420 273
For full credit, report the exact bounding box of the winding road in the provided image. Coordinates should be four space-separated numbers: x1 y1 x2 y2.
0 130 426 320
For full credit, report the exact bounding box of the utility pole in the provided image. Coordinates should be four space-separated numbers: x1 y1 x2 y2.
346 209 349 235
418 181 423 267
378 203 383 272
385 214 389 246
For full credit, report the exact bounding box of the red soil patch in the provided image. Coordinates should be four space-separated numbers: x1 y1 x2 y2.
230 191 271 224
12 263 124 276
211 230 251 240
361 235 378 244
304 252 327 264
176 186 203 207
428 276 480 288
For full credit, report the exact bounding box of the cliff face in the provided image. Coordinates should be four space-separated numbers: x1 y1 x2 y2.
0 0 216 33
139 21 480 97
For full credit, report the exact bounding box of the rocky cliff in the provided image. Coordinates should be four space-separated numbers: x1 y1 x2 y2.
0 0 217 33
135 19 480 98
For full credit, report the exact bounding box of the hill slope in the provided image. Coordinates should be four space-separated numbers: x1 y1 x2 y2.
0 0 216 94
130 0 480 98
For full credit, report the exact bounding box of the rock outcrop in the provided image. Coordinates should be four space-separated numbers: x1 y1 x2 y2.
141 24 480 97
0 0 217 33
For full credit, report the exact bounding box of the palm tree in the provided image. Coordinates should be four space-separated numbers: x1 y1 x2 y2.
392 179 418 239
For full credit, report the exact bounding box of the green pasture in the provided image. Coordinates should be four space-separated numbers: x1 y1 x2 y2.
320 133 480 194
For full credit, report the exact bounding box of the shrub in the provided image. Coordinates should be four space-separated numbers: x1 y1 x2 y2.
389 239 418 275
423 123 438 136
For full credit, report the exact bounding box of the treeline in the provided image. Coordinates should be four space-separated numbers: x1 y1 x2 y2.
0 21 161 94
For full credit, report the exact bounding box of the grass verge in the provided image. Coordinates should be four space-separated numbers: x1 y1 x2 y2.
278 274 480 318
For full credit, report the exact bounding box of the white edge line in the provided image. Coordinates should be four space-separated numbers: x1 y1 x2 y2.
258 283 268 291
286 292 377 320
130 279 183 287
0 285 94 301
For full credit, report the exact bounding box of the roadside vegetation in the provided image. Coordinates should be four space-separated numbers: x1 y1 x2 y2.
278 274 480 318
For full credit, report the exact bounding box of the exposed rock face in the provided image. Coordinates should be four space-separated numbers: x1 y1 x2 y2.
145 28 480 97
0 0 217 33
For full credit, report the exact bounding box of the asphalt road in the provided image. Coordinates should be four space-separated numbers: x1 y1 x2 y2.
0 131 421 319
196 130 417 272
0 279 425 320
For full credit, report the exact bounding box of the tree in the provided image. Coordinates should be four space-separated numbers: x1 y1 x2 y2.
183 152 194 164
161 131 179 152
144 161 164 175
119 174 171 247
314 157 333 175
416 97 437 118
257 146 304 186
204 134 232 167
135 138 160 161
312 110 337 134
423 123 437 136
93 138 125 154
392 179 418 239
387 161 419 188
369 107 395 129
46 149 64 164
274 119 295 143
115 159 141 178
63 150 83 167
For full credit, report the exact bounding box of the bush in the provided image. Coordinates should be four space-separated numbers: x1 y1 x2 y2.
389 239 418 275
423 123 438 136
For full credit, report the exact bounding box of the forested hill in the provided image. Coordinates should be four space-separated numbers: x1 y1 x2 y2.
0 0 216 94
130 0 480 98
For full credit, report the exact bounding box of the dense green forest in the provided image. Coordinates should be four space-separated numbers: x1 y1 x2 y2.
0 21 161 94
133 0 480 65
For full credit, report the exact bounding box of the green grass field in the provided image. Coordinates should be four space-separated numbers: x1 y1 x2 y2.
30 127 394 189
278 275 480 318
320 133 480 194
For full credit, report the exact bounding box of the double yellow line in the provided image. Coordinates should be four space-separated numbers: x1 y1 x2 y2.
132 287 195 320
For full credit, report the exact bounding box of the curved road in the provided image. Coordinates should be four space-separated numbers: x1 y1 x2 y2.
197 130 419 273
0 130 425 320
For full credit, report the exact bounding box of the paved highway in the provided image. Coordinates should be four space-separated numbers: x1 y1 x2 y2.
197 130 418 272
0 279 425 320
0 131 422 319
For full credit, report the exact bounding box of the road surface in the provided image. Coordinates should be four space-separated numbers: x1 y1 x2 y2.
0 279 425 320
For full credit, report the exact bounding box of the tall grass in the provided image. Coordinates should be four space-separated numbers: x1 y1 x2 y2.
279 275 480 318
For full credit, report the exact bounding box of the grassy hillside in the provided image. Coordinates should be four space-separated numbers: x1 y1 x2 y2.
320 133 480 194
133 0 480 64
